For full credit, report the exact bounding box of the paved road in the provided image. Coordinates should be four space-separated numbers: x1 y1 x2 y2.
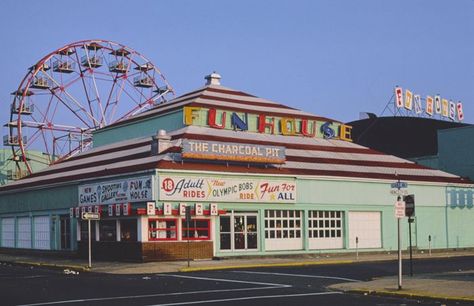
1 256 473 306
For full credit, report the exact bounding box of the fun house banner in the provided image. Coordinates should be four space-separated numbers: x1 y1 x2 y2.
159 175 296 203
78 176 153 206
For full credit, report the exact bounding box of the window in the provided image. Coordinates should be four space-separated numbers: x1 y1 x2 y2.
99 220 117 241
182 219 210 240
308 210 344 250
308 210 342 238
220 216 231 250
149 219 177 241
265 210 301 240
120 219 137 241
80 221 96 241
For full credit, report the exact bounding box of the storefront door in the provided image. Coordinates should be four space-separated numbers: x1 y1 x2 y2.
60 216 71 250
220 212 258 251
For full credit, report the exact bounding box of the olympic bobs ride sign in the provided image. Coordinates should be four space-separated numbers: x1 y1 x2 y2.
159 175 296 203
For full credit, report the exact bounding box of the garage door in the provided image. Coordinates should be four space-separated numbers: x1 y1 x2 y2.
17 217 32 249
34 216 51 250
1 218 15 248
348 211 381 249
264 210 303 251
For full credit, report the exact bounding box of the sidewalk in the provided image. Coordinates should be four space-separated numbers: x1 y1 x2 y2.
0 249 473 274
329 270 474 303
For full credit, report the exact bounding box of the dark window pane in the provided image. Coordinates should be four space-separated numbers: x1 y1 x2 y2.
220 216 230 232
220 233 231 250
120 219 137 241
99 220 116 241
247 233 258 249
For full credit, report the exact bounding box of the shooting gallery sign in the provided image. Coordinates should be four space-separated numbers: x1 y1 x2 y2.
78 176 153 206
182 139 286 164
159 175 296 203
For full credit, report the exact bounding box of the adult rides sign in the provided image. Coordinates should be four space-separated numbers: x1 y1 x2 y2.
395 87 464 122
159 175 296 203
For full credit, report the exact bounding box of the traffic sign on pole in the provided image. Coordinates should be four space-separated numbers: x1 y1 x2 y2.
390 189 408 196
81 212 100 220
391 181 408 189
395 201 406 218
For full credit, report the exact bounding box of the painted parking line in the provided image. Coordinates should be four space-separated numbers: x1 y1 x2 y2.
145 291 342 306
17 274 289 306
232 271 361 282
165 274 291 287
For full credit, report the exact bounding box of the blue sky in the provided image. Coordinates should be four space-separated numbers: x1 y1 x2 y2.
0 0 472 128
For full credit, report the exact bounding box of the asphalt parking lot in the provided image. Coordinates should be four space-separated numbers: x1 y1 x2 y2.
1 256 473 306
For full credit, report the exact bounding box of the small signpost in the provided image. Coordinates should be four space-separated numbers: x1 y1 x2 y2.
81 211 100 269
185 206 192 267
390 179 408 290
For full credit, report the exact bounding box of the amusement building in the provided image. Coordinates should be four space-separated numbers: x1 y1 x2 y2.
0 40 472 261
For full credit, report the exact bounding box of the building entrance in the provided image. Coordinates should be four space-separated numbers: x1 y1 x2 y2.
220 212 258 251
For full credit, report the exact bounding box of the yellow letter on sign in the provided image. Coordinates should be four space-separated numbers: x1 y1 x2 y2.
339 124 353 142
183 106 201 125
280 118 296 135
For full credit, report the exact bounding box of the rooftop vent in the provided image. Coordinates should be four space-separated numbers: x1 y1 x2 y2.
151 129 172 155
205 71 221 86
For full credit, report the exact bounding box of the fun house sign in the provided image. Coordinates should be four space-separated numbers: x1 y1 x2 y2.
159 175 296 203
183 106 353 141
395 86 464 121
78 176 153 206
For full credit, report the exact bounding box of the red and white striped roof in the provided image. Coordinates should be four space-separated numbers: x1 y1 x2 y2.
103 84 338 130
1 84 471 192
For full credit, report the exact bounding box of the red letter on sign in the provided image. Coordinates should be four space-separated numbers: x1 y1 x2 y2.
258 114 275 134
301 119 316 137
208 108 226 129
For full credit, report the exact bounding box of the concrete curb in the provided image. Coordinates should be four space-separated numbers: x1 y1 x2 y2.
341 288 474 303
178 259 354 272
2 260 90 273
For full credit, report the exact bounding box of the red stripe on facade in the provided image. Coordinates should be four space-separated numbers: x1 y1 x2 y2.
199 94 296 110
156 161 471 184
285 155 427 169
0 161 161 192
173 133 383 155
1 156 469 192
205 87 257 98
25 151 151 179
190 101 337 122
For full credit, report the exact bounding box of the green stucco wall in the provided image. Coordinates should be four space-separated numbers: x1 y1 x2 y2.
154 171 474 257
0 184 77 214
437 126 474 180
92 110 184 147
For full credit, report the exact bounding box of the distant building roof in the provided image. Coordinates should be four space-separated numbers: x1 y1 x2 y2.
347 116 470 159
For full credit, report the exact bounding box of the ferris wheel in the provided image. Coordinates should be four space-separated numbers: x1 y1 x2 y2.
5 39 174 179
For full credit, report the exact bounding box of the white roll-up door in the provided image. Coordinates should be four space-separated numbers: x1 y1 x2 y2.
17 217 32 249
348 211 381 249
34 216 51 250
1 218 15 248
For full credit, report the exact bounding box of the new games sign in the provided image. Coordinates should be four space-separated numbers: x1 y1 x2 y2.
79 176 153 206
159 175 296 203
